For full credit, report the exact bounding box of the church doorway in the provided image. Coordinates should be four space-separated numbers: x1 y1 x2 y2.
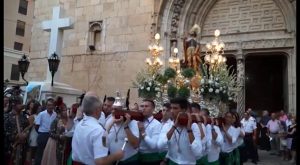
245 54 288 114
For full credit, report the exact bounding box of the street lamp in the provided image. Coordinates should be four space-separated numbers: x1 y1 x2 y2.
48 52 60 86
18 54 30 85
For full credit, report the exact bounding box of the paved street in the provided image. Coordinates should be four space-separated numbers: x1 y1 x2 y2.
244 149 296 165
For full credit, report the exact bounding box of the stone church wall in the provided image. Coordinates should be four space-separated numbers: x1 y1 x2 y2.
28 0 156 101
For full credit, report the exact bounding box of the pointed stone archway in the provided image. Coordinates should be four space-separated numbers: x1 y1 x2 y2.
156 0 296 114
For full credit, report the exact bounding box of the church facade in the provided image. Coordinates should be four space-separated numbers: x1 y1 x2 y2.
28 0 296 114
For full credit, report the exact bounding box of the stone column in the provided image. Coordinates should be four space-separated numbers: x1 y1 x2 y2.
236 43 245 116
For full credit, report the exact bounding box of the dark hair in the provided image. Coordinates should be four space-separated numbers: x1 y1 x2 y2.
224 111 234 124
106 97 115 102
190 102 201 111
201 108 210 116
163 103 171 109
232 112 241 128
170 97 188 110
31 101 41 115
46 98 55 104
143 99 155 108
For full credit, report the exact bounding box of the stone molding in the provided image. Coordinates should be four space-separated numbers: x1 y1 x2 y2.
200 38 294 51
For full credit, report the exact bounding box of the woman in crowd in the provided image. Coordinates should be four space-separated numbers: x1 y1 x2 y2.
41 103 72 165
258 110 271 151
286 116 296 163
25 100 41 165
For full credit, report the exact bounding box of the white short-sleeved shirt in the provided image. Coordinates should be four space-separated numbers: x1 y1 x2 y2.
221 126 239 153
241 118 257 133
98 111 106 126
207 125 223 162
139 116 162 153
34 110 57 133
159 119 173 152
104 114 113 130
107 120 139 161
72 116 108 165
196 123 208 159
157 121 203 164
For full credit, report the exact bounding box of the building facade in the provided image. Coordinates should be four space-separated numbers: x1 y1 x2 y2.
4 0 35 83
28 0 296 114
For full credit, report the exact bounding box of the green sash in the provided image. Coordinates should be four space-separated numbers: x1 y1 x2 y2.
158 151 167 160
120 153 139 163
168 159 178 165
196 155 208 165
138 152 161 162
233 148 240 165
67 150 72 165
220 151 234 165
207 160 220 165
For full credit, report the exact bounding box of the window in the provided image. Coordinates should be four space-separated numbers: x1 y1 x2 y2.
18 0 28 15
88 21 102 51
16 20 26 36
10 64 20 81
14 42 23 51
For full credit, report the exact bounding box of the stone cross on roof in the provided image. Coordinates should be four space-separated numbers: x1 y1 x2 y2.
42 6 72 82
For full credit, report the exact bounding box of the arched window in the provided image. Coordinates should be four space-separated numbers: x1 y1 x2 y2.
88 21 102 51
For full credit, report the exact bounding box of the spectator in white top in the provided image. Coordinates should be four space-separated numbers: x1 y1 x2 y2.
267 113 281 155
34 98 57 165
72 95 124 165
157 98 202 165
138 99 162 165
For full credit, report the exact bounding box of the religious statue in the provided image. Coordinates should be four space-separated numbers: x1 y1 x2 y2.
183 24 202 72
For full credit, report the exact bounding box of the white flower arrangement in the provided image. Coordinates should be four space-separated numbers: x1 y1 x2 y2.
133 70 162 99
199 63 241 103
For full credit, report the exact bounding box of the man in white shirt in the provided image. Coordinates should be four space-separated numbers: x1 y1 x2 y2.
138 99 162 165
267 113 281 155
241 111 258 164
103 97 115 122
157 98 202 165
191 103 208 165
106 113 139 165
220 112 240 165
206 118 224 164
34 98 57 165
159 103 173 164
72 95 124 165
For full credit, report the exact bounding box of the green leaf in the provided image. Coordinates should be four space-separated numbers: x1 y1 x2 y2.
164 67 177 79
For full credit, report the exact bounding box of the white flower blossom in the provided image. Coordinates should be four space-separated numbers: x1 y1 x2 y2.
200 79 205 84
208 80 213 84
229 97 232 100
155 87 160 91
149 82 152 86
141 86 144 90
200 88 204 92
215 89 219 93
209 88 213 92
220 87 223 90
146 87 150 91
